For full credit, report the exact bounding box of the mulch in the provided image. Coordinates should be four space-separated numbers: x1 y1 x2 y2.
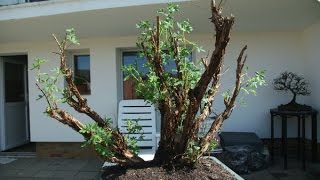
102 158 236 180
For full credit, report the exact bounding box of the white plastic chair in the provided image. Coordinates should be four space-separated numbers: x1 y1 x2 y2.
118 100 157 152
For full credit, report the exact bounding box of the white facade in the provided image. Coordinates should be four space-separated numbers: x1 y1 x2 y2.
0 0 319 144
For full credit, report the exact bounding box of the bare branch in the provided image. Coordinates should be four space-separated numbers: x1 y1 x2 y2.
35 83 54 109
198 45 247 155
177 1 236 154
201 57 209 70
47 108 85 133
51 34 108 128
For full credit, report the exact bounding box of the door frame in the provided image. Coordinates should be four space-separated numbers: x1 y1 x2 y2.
0 55 29 151
0 58 5 150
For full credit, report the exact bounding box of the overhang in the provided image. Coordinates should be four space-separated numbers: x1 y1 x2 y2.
0 0 319 43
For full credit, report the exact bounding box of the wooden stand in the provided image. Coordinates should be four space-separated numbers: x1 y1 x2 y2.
270 108 318 170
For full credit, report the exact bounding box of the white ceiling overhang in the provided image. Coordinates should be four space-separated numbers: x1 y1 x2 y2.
0 0 319 43
0 0 190 21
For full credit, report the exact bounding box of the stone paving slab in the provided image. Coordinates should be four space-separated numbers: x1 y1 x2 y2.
1 156 319 180
0 157 102 180
242 170 277 180
75 171 101 180
242 157 320 180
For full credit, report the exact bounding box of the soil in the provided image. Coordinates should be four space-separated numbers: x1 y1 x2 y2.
102 158 236 180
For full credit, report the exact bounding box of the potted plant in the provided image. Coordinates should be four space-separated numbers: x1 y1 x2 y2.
273 71 311 111
32 1 265 179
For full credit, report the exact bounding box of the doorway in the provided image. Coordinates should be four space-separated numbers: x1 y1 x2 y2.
0 55 30 151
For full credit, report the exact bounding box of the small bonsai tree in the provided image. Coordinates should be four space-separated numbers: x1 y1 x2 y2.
273 71 311 110
33 1 265 166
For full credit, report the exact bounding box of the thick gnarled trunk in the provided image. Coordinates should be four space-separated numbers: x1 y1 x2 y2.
153 0 248 164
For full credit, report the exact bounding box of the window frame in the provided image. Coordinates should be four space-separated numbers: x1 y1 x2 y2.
118 48 195 100
72 52 91 95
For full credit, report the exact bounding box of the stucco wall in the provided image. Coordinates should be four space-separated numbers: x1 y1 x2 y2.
0 31 312 142
303 21 320 142
193 32 309 140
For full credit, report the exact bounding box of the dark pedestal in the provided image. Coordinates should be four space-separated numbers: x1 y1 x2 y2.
270 108 318 170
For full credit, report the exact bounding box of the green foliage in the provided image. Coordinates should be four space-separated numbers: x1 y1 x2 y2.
222 70 267 105
31 58 66 108
66 28 80 45
184 140 202 164
33 3 267 164
31 28 81 110
125 119 143 134
208 139 219 151
125 3 267 162
241 70 267 96
79 123 115 158
124 3 203 106
104 117 113 125
123 119 144 155
33 29 121 159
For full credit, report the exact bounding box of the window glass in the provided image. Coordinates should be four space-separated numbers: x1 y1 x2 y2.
74 55 91 95
5 63 25 102
122 51 192 99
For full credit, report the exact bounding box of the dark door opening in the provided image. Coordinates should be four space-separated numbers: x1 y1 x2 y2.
0 55 31 152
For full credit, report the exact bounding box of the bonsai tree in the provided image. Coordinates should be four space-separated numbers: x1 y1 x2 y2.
273 71 311 110
32 1 265 166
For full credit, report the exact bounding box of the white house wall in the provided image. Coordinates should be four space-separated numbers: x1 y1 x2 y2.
0 31 310 142
303 21 320 142
192 32 309 140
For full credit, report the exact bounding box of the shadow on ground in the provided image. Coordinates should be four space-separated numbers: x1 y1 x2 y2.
242 156 320 180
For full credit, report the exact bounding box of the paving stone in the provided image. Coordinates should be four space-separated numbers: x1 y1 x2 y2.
46 159 88 171
15 168 40 177
0 157 317 180
242 170 277 180
2 158 37 169
50 170 78 179
33 170 56 178
79 159 103 171
74 171 99 180
0 169 22 177
278 174 310 180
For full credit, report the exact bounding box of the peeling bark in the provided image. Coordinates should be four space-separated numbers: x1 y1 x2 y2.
153 1 249 164
36 0 249 166
36 34 144 166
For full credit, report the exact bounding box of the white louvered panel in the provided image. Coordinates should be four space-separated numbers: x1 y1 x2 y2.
119 127 155 134
119 107 154 113
124 134 154 140
119 99 152 107
118 100 156 150
119 113 154 120
118 119 154 127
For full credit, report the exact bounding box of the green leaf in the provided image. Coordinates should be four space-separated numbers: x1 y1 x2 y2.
66 28 80 45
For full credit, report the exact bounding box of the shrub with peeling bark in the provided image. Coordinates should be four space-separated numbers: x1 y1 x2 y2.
33 1 266 166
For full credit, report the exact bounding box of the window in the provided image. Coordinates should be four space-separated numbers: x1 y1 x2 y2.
5 62 25 102
122 51 192 99
74 55 91 95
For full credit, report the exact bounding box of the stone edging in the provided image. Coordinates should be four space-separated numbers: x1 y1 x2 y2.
204 156 244 180
99 157 244 180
